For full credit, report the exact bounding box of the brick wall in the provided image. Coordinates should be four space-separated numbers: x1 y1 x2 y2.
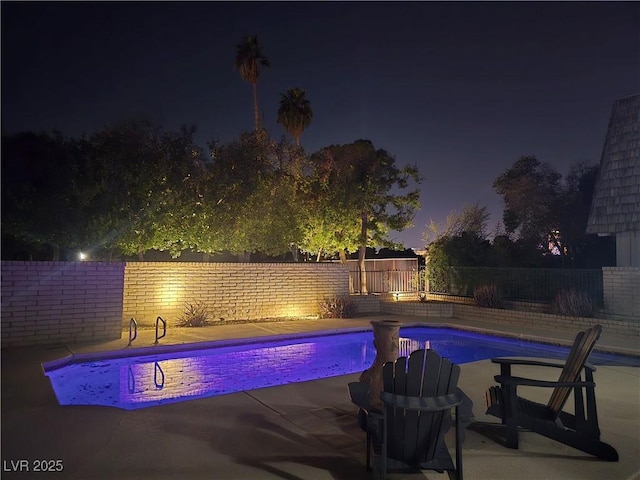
603 267 640 320
451 303 640 337
351 294 381 314
123 262 349 327
4 261 636 348
1 261 124 347
380 299 454 317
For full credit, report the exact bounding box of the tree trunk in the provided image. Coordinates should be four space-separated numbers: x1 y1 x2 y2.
358 245 367 295
358 211 368 294
316 249 322 262
290 243 299 262
252 82 260 132
339 249 347 264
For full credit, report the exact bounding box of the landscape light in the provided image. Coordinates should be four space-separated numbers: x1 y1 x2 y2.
79 252 86 261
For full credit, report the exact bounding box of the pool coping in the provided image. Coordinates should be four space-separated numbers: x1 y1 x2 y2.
41 325 374 372
42 321 639 373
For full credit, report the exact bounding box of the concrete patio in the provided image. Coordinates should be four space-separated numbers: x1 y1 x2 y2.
2 316 639 479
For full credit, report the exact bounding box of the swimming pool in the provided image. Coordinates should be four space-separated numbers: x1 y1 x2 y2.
43 326 639 410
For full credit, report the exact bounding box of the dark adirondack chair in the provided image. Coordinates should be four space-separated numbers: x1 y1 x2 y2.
485 324 618 461
350 349 464 480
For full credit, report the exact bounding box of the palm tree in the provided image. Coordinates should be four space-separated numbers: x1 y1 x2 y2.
277 87 313 146
234 35 270 132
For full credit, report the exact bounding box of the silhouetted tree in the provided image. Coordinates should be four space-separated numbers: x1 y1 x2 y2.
234 35 270 132
494 157 614 267
1 131 85 259
277 87 313 146
493 156 562 252
423 203 490 245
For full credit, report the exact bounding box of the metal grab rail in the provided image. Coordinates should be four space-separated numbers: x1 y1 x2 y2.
154 316 166 344
128 317 138 346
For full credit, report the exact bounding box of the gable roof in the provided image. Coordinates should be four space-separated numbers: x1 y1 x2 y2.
586 94 640 235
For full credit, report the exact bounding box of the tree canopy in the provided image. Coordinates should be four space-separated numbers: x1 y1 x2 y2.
206 132 307 258
493 156 614 266
309 140 421 292
2 131 84 259
493 155 562 250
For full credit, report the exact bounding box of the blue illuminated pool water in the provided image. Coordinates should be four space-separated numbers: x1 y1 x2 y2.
44 327 639 410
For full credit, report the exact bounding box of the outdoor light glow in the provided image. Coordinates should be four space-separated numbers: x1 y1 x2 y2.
157 274 184 307
280 304 304 317
78 252 86 261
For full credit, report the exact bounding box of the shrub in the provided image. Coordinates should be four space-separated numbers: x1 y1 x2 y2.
318 296 357 319
553 290 594 317
473 284 503 308
177 301 211 327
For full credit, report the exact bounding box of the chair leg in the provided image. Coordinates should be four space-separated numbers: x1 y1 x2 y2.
454 405 463 480
505 418 519 449
381 409 388 480
503 386 519 449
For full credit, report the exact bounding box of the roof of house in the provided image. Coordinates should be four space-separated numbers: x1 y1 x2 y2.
586 94 640 235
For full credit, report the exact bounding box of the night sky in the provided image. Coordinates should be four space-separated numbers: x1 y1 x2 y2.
2 2 638 249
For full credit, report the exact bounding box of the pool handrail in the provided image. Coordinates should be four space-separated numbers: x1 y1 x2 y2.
128 317 138 346
155 316 167 344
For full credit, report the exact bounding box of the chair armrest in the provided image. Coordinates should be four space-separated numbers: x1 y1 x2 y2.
494 375 596 389
379 391 463 412
491 357 565 369
492 357 597 372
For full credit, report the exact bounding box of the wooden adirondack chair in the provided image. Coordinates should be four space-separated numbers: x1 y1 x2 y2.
485 324 619 461
350 349 464 480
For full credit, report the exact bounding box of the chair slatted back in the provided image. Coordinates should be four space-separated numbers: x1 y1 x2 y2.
547 325 602 414
382 349 460 466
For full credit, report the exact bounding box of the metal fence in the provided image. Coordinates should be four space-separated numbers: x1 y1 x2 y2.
347 258 420 294
349 269 419 294
427 266 603 307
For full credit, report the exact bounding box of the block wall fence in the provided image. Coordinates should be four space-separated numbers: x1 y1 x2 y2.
122 262 349 328
602 267 640 320
381 299 640 336
1 261 125 348
1 262 638 348
1 261 349 347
